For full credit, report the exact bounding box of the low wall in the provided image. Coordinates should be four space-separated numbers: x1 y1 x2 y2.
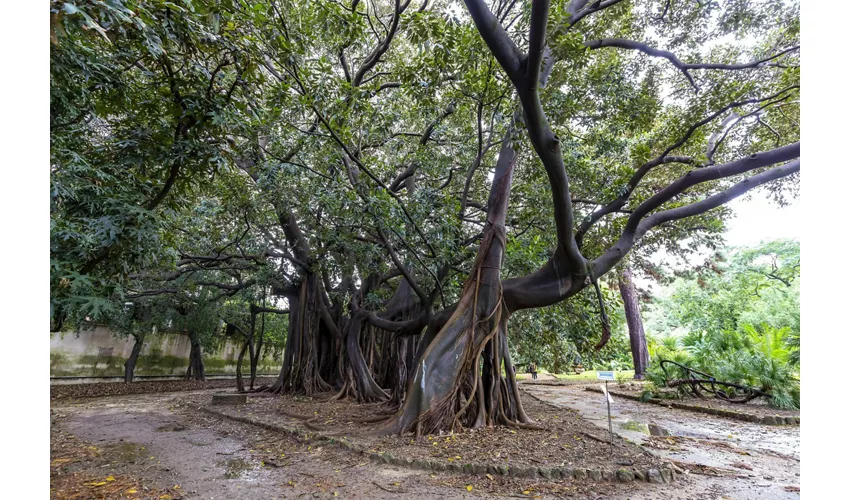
50 326 282 378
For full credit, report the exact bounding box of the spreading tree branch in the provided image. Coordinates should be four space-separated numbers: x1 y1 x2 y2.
592 147 800 276
584 39 800 91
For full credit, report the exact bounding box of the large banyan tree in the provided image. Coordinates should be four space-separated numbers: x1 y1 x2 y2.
51 0 799 434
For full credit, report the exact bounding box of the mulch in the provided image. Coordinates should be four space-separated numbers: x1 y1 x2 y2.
210 390 659 471
50 377 278 401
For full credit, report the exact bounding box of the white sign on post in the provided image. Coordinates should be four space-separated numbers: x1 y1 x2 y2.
599 384 614 403
597 371 616 456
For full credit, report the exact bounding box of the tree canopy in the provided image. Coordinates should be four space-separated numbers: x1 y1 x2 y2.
50 0 800 432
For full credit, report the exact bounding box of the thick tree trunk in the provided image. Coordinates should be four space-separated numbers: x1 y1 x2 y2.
373 274 426 405
618 266 650 379
236 338 249 392
383 131 527 435
342 314 389 402
124 331 146 383
250 308 265 389
185 331 206 381
248 310 257 389
265 275 331 395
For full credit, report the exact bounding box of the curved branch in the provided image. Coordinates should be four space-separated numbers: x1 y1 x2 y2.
462 0 523 81
593 156 799 276
352 0 404 87
419 102 456 146
584 39 800 91
250 305 290 315
575 86 798 246
568 0 625 27
376 227 429 305
526 0 551 90
629 142 799 223
365 311 429 333
575 155 693 247
640 160 799 235
339 48 352 84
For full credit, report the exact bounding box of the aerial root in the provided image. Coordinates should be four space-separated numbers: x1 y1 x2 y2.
279 409 318 421
353 414 395 424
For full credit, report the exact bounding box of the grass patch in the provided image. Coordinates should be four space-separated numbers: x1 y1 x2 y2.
553 370 635 380
516 369 636 381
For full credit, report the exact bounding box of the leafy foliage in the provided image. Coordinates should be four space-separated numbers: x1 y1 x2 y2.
643 240 800 408
510 285 631 371
49 1 800 402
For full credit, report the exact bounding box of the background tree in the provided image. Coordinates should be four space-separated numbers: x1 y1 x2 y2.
645 239 800 355
50 0 251 331
619 265 650 379
642 239 800 408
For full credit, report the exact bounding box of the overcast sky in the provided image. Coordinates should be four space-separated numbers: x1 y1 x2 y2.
641 193 800 288
724 194 800 247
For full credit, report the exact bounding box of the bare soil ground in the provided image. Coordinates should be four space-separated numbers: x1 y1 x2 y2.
51 382 800 499
51 390 661 499
214 391 657 470
51 378 278 400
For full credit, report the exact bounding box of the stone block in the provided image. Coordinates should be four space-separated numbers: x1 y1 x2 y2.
647 468 663 484
616 469 635 482
412 459 430 470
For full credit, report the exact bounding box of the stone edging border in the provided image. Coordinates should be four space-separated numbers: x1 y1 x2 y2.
200 406 678 484
584 387 800 426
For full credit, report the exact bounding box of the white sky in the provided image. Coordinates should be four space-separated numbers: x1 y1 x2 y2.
724 194 800 247
638 192 799 290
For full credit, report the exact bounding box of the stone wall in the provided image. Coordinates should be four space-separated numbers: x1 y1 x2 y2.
50 326 282 378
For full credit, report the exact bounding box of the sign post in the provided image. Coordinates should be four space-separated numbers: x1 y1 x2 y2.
596 371 616 457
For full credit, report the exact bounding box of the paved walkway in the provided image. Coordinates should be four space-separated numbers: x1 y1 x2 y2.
524 384 800 499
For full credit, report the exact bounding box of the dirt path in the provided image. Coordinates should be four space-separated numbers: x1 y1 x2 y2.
52 390 658 499
51 387 799 499
523 384 801 499
53 390 486 499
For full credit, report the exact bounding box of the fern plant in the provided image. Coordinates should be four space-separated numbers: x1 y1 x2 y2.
644 324 799 409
